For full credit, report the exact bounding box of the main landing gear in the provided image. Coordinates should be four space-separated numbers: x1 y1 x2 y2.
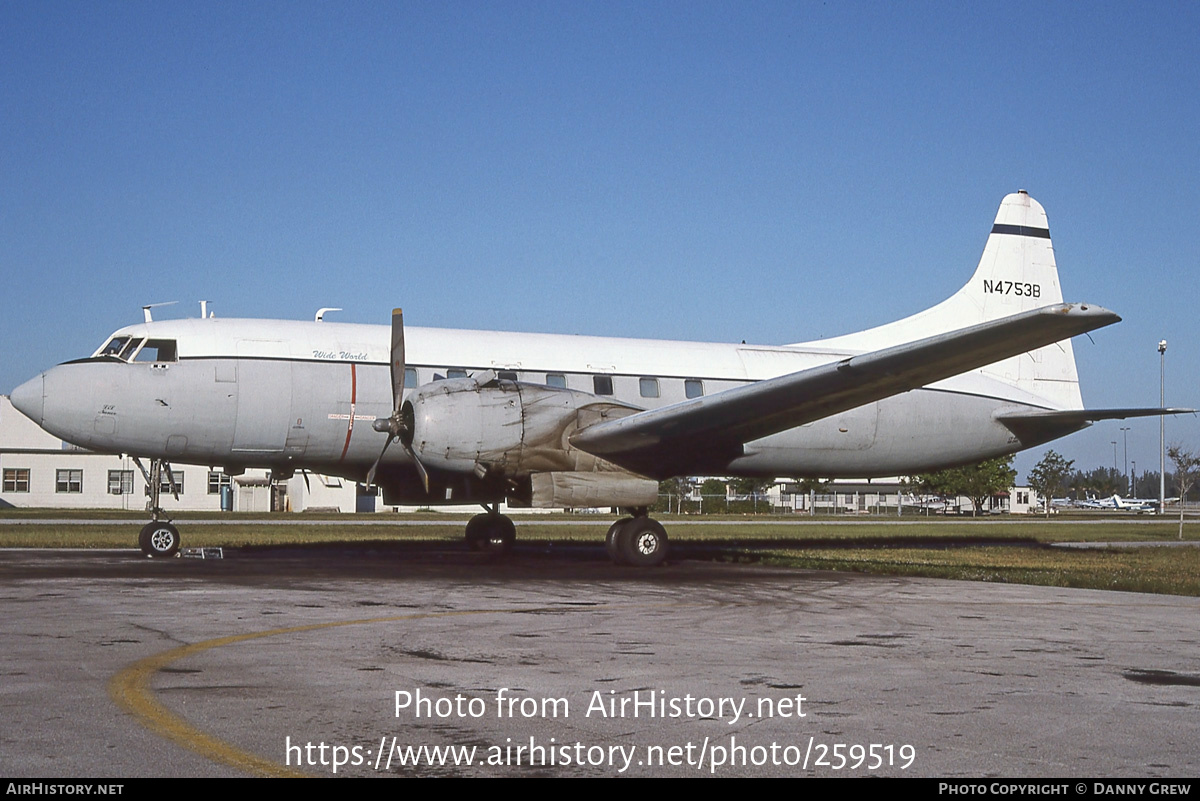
133 457 181 558
462 505 669 565
465 504 516 556
605 510 669 567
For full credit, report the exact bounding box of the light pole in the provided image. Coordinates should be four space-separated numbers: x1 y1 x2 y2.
1131 460 1137 497
1112 441 1118 472
1159 339 1167 510
1120 426 1130 486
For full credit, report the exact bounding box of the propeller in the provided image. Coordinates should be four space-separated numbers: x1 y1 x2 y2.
366 308 430 491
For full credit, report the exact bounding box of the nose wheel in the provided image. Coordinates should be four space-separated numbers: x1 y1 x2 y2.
138 521 180 558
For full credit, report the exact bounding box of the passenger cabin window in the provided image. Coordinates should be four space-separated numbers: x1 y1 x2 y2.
404 367 418 388
685 379 704 399
639 377 659 398
132 339 177 363
545 373 566 389
593 375 614 396
497 370 517 381
446 368 468 379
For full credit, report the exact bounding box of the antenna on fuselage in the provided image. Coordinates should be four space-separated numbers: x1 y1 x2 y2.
141 301 178 323
199 300 215 319
315 307 342 322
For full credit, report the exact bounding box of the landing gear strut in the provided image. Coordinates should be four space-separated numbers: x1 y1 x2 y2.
606 509 669 567
465 504 515 556
133 457 180 558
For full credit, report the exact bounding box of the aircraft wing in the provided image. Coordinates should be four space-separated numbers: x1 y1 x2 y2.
570 303 1121 478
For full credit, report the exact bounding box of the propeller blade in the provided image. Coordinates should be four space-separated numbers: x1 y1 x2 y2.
374 308 429 494
390 308 405 412
403 442 430 494
365 435 394 488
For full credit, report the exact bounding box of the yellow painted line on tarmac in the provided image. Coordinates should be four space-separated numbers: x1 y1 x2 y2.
107 606 588 777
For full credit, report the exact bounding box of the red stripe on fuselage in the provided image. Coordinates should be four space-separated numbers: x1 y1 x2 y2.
339 362 357 462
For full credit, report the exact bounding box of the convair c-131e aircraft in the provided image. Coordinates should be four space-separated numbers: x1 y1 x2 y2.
9 191 1186 565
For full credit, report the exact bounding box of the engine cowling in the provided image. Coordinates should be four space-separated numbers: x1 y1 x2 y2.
402 372 643 479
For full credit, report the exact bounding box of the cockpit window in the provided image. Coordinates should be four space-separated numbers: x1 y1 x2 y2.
119 338 143 361
94 336 176 363
96 336 144 361
132 339 178 363
99 337 131 357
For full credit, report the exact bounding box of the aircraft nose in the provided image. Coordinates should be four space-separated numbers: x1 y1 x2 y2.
9 374 44 426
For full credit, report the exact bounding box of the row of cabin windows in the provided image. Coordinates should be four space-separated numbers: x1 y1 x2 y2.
402 367 705 399
2 468 232 496
92 338 711 401
90 341 710 402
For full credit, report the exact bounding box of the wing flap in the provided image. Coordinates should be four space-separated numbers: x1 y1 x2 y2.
570 303 1120 478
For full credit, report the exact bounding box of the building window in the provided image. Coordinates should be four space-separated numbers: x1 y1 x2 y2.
108 470 134 495
545 373 566 389
208 471 232 495
3 468 30 493
685 379 704 399
56 469 83 493
160 473 184 496
639 377 659 398
593 375 614 396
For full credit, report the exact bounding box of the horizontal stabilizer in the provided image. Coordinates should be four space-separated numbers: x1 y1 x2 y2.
998 407 1196 447
571 302 1120 478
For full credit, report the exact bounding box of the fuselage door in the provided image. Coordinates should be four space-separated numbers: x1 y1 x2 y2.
232 339 292 453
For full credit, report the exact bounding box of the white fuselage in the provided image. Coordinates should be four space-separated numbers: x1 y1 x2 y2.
14 315 1047 487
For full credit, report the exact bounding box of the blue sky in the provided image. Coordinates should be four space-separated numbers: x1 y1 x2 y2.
2 1 1196 483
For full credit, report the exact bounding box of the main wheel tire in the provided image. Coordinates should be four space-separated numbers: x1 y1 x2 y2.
138 521 180 558
464 513 491 551
481 515 516 556
618 518 668 567
605 518 633 565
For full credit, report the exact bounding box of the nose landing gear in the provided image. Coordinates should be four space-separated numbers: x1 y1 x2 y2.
133 457 181 558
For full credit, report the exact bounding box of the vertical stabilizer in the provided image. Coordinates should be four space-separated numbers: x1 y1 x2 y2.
808 191 1083 410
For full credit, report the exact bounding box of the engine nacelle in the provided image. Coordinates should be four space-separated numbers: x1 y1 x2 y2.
402 372 643 479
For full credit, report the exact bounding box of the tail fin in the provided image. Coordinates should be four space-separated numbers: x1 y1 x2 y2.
809 191 1083 410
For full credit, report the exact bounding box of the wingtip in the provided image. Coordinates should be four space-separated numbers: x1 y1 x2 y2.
1061 302 1121 326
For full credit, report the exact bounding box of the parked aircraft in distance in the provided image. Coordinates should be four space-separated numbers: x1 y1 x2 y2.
1077 494 1164 513
9 191 1189 565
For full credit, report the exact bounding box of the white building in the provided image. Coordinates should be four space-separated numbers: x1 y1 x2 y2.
769 479 1036 515
1 395 367 513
